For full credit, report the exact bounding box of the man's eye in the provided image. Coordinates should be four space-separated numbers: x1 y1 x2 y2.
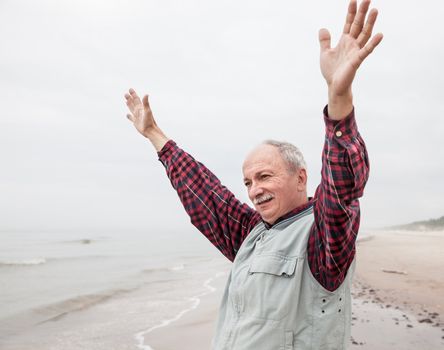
244 182 251 187
261 174 270 179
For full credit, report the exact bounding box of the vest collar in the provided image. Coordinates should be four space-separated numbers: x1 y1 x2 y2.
263 197 315 230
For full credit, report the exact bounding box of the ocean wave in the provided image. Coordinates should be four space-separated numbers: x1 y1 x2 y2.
0 255 111 268
0 258 47 267
36 287 138 324
62 238 96 245
141 263 186 275
169 264 185 271
141 267 170 275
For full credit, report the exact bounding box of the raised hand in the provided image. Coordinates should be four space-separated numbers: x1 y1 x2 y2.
125 88 169 151
125 88 157 136
319 0 383 119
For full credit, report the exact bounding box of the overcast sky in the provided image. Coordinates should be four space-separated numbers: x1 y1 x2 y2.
1 0 443 232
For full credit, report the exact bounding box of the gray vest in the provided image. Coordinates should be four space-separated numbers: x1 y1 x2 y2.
212 205 355 350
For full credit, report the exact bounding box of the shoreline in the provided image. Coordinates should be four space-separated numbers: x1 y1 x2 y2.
141 271 227 350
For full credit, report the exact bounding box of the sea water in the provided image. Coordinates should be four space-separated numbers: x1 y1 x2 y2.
0 228 230 350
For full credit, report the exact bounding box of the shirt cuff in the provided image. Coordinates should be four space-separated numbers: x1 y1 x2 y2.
157 139 177 163
157 140 176 159
323 105 358 146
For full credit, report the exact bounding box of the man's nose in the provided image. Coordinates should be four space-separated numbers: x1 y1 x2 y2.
249 182 264 199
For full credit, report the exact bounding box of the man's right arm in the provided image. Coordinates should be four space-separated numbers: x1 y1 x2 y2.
157 140 260 261
124 88 260 261
124 89 170 152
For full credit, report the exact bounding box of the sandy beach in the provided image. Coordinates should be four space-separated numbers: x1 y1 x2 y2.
350 230 444 349
145 230 444 349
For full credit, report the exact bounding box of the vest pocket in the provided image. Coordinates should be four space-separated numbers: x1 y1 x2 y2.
249 254 297 277
246 254 298 320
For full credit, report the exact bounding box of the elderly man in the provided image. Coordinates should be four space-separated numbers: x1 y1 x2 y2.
125 0 382 348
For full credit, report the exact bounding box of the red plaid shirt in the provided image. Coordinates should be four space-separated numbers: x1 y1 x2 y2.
158 106 369 291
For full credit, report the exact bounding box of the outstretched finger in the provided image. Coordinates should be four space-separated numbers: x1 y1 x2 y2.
142 95 150 109
343 0 357 34
318 28 331 52
357 8 378 48
356 32 383 65
349 0 371 38
129 88 142 107
125 96 135 111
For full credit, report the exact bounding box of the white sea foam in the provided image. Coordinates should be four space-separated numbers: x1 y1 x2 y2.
0 255 113 268
134 271 226 350
169 263 185 271
0 258 47 266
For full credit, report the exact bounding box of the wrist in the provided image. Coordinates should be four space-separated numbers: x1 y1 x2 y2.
327 89 353 120
144 126 170 152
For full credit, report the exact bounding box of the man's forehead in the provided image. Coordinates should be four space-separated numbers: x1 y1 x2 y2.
242 144 283 175
244 144 276 163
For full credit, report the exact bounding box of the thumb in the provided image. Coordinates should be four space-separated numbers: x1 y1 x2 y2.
142 94 150 109
126 113 135 122
318 28 331 52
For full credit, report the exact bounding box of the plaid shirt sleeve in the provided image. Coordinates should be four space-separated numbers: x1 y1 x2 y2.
158 141 261 261
308 106 369 292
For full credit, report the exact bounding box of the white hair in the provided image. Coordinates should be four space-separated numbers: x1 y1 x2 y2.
262 139 306 173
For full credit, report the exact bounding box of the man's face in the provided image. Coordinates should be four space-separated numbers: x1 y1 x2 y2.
242 144 306 225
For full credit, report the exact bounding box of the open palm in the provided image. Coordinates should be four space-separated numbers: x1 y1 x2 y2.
320 0 383 96
125 88 157 137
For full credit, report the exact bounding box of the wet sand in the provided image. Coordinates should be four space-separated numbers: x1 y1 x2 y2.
350 230 444 349
143 275 225 350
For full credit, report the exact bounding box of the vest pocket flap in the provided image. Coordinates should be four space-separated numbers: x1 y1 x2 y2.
249 255 297 277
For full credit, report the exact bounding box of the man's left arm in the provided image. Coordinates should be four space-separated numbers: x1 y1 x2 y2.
309 106 369 291
308 0 382 291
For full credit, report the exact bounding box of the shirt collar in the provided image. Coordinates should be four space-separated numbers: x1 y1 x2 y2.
263 197 315 230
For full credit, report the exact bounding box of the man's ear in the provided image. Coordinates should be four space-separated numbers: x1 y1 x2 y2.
297 168 307 190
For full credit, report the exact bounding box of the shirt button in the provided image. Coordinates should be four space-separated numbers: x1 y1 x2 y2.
335 130 343 137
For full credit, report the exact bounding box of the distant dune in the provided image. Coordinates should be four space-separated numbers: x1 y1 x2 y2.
390 215 444 231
